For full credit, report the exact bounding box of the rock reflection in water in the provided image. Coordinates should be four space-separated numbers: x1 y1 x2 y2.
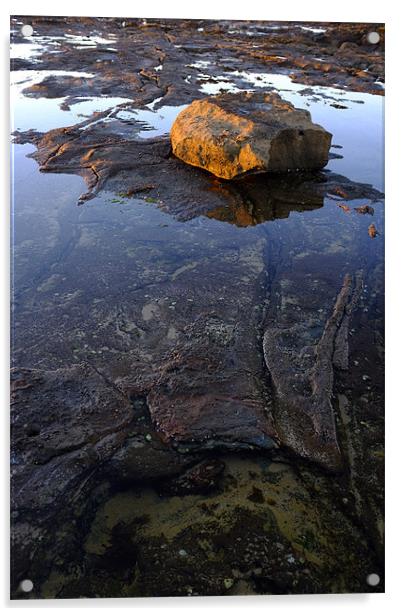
205 173 324 227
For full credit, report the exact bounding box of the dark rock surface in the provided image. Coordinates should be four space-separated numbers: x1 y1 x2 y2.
10 365 197 590
263 272 362 471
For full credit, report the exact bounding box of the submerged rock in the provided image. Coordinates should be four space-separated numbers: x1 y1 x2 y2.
158 459 225 495
170 92 332 179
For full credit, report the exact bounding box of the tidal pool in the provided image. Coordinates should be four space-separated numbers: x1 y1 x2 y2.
10 21 384 599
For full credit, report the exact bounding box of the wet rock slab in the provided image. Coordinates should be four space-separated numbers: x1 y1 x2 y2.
171 92 332 179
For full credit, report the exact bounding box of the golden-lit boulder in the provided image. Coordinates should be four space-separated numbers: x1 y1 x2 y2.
171 91 332 179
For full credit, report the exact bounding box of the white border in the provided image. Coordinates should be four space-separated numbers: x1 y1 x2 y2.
2 1 401 613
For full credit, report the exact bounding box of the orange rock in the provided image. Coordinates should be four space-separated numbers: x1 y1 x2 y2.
170 92 332 180
368 223 378 238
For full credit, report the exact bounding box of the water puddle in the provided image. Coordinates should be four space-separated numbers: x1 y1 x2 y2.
199 80 241 95
10 37 64 60
11 70 95 92
10 43 50 60
10 32 117 62
187 60 212 69
64 33 117 47
299 26 327 34
10 70 133 132
114 103 188 138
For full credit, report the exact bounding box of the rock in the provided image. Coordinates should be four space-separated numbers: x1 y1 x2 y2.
247 486 265 503
263 272 363 472
158 459 225 495
10 364 196 592
170 92 332 179
354 204 374 215
338 41 359 52
223 578 234 590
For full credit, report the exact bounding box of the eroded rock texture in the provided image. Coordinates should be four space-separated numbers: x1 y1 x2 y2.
171 92 332 179
263 272 363 470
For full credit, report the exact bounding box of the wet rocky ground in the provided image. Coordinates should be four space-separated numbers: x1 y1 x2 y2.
10 16 384 598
